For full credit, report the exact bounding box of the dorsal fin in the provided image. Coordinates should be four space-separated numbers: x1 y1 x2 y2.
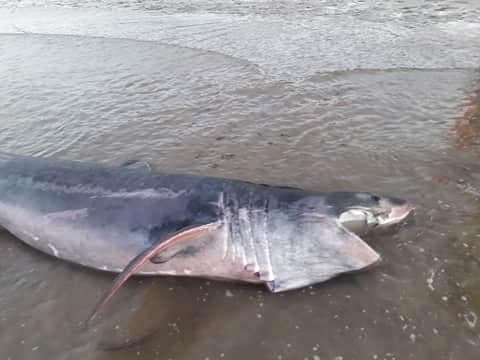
120 159 152 172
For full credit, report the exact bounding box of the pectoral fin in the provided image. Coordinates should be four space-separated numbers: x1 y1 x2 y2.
266 215 381 293
87 222 221 324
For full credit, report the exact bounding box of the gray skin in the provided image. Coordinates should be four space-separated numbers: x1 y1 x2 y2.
0 153 413 297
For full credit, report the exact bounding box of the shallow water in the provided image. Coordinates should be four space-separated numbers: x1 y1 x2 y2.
0 1 480 359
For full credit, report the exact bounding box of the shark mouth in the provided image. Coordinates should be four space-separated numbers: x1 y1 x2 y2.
379 202 415 227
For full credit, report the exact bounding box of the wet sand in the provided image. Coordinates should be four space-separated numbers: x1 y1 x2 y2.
1 1 480 359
